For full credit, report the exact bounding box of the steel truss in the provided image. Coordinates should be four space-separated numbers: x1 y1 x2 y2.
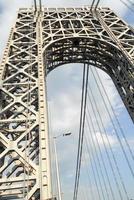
0 6 133 200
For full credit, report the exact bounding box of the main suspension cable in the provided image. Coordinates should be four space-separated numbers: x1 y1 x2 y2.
94 67 134 163
119 0 134 12
91 66 134 178
127 0 134 6
88 66 130 200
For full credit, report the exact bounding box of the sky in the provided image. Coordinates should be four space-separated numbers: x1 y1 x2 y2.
0 0 134 200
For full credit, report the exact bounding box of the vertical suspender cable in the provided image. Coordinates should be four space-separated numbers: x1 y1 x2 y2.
94 67 134 162
73 64 86 200
34 0 37 12
73 63 89 200
39 0 42 11
91 67 134 179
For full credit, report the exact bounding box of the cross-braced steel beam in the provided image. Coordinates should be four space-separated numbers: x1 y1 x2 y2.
0 6 133 200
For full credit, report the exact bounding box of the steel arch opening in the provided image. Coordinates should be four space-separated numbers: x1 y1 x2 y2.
0 6 134 200
44 37 134 122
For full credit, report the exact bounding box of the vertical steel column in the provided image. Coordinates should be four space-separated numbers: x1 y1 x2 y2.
37 9 52 199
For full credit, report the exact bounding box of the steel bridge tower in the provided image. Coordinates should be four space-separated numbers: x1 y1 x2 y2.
0 5 133 200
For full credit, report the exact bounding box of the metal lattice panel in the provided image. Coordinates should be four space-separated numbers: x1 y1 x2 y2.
0 6 134 200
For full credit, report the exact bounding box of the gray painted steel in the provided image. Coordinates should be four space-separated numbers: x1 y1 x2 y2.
0 6 133 200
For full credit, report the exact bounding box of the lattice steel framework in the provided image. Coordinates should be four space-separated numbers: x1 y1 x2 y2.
0 6 134 200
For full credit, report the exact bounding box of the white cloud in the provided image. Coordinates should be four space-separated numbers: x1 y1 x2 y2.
48 65 123 136
48 91 81 132
93 131 117 147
